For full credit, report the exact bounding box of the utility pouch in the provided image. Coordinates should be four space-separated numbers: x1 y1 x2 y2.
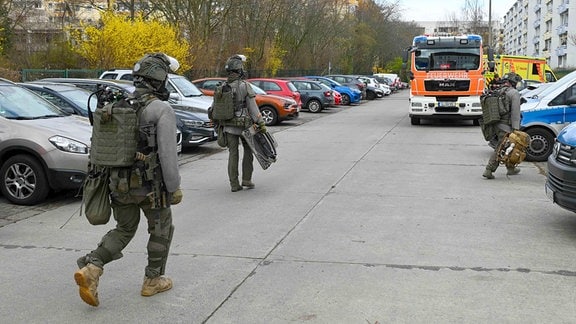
82 166 111 225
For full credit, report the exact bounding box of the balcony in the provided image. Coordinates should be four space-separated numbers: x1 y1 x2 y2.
557 24 569 35
534 4 541 12
533 36 540 44
556 44 568 56
544 32 552 40
533 19 541 28
559 1 569 14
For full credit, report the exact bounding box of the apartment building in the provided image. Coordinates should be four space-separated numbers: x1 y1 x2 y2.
502 0 574 69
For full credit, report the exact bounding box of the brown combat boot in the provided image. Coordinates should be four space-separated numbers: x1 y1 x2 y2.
141 276 173 297
74 263 103 307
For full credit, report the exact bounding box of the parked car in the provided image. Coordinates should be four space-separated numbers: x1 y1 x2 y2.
358 76 391 97
324 75 367 99
0 78 91 205
288 79 333 113
332 90 342 106
304 76 362 106
546 121 576 213
247 78 303 109
99 69 213 114
519 69 576 161
19 82 97 117
192 77 299 126
38 78 211 149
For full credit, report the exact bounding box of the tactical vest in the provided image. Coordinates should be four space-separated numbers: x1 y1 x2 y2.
210 81 253 128
480 87 510 125
90 95 155 167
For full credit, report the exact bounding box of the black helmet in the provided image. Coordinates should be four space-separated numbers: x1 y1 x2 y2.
133 53 180 82
225 54 247 73
502 72 522 87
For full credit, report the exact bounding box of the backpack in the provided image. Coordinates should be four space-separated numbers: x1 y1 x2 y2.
497 130 531 167
480 87 510 125
210 81 236 122
82 94 153 225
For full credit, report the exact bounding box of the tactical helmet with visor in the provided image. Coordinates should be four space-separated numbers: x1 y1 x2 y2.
133 53 180 82
225 54 247 73
502 72 522 87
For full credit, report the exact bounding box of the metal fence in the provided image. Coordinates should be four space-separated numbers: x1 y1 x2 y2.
21 69 106 82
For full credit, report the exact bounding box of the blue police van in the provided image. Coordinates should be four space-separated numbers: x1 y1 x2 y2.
520 69 576 162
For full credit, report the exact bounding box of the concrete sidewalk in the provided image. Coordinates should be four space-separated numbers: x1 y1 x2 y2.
1 92 575 323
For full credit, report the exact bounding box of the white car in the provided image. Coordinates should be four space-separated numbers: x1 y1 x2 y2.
359 76 391 96
99 69 213 114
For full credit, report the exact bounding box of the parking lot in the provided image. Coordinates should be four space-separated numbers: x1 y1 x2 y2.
2 90 575 323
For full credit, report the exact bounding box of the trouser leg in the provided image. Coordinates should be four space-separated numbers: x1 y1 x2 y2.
142 199 174 278
241 137 254 182
227 133 240 186
485 130 507 172
78 197 140 269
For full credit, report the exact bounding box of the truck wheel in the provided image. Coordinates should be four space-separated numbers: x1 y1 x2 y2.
411 117 421 125
259 106 278 126
525 128 555 162
473 119 480 126
0 154 50 205
307 99 323 113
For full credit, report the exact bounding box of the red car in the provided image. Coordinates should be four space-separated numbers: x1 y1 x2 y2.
192 77 299 126
247 78 302 109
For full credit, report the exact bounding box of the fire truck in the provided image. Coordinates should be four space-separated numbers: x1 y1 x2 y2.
402 34 485 125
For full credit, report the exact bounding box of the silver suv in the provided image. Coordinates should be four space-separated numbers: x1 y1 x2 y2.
0 79 91 205
100 69 213 113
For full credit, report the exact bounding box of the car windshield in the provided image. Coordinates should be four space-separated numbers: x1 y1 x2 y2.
0 85 66 119
250 84 267 95
170 76 204 97
61 88 98 113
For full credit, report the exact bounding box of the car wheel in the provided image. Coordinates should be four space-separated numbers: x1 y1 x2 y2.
259 106 278 126
0 154 50 205
410 117 421 125
307 99 323 113
341 94 351 106
525 127 554 162
366 91 376 100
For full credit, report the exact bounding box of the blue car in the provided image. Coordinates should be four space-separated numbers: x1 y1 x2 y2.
304 76 362 106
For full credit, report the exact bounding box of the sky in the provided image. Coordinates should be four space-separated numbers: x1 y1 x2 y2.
399 0 517 22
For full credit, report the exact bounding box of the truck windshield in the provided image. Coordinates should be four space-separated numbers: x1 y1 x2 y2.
414 48 480 71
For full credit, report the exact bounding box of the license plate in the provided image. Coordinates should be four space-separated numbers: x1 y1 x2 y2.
177 143 182 153
545 184 554 202
437 102 455 107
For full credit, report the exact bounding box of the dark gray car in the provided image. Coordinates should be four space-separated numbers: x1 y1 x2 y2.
289 79 333 113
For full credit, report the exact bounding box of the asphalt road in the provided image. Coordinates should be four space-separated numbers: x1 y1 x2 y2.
0 103 351 226
2 90 574 323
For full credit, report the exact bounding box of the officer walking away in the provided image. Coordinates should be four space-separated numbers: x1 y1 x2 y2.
221 54 266 192
74 53 183 307
482 72 523 179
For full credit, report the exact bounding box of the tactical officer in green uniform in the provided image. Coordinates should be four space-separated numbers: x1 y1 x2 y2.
221 55 266 192
483 72 523 179
74 53 183 307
